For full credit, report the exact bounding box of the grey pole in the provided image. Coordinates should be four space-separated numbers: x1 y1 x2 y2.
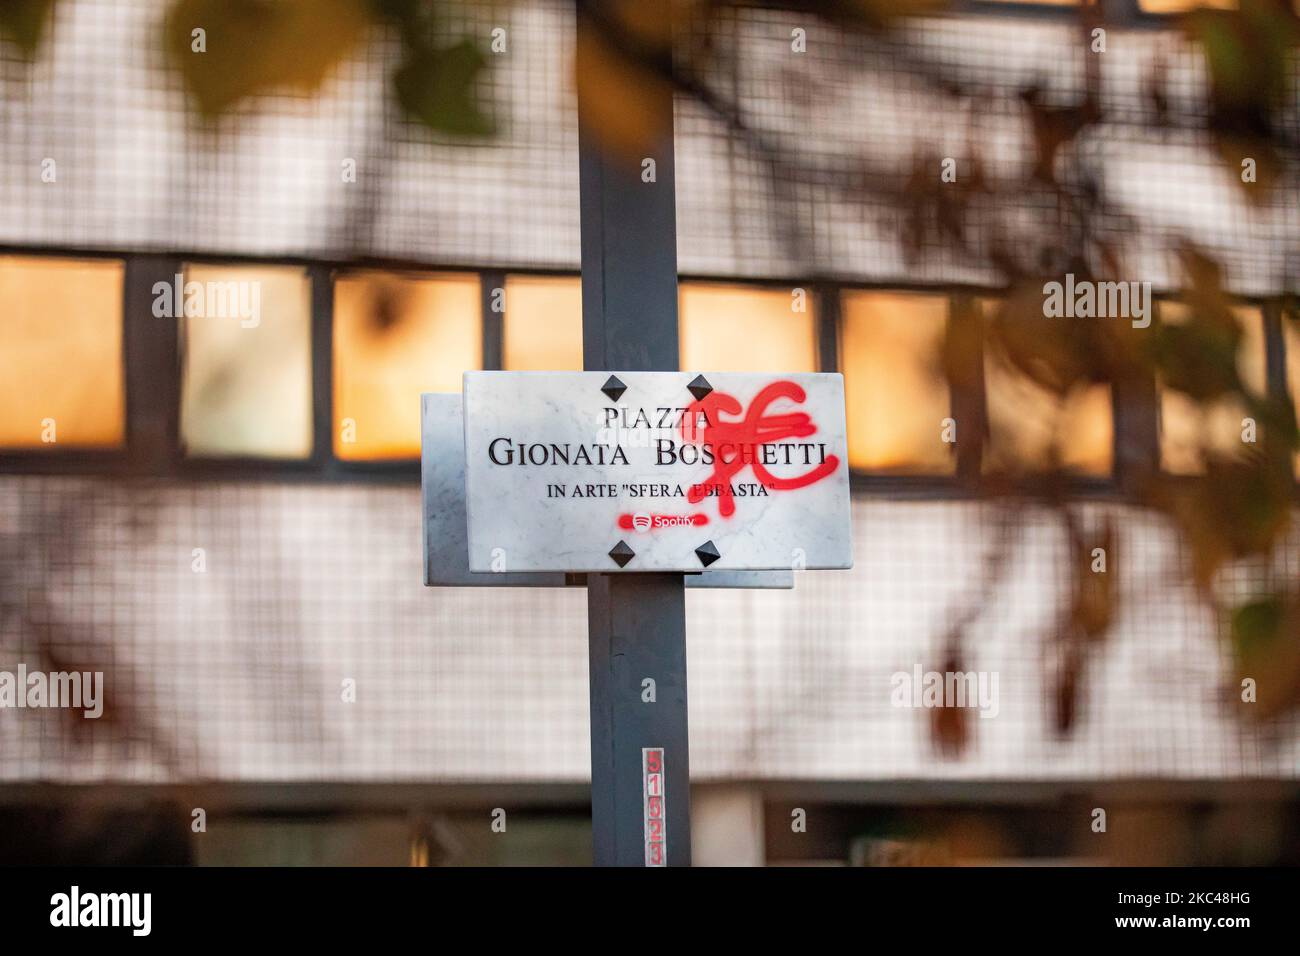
577 2 691 866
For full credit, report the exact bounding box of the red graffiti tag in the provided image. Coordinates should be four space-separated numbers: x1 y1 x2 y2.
681 380 840 518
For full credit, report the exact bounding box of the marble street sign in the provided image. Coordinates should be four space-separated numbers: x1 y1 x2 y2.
421 393 792 588
462 371 853 573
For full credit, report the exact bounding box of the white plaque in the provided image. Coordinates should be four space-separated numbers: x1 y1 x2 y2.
421 393 791 588
463 371 853 573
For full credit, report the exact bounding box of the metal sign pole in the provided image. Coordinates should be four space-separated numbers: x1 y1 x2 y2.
578 3 691 866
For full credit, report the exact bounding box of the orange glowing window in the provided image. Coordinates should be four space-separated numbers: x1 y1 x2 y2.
840 292 952 474
1138 0 1236 12
503 276 584 371
982 299 1113 476
1285 320 1300 478
179 264 314 459
333 271 481 459
0 256 125 449
679 283 817 373
1158 302 1266 475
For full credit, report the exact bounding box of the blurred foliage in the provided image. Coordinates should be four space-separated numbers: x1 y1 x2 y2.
986 284 1119 396
1071 517 1115 642
381 0 494 134
1230 593 1300 719
164 0 373 116
161 0 492 134
1185 0 1300 197
1170 451 1294 585
393 37 492 134
930 644 970 758
1148 250 1245 401
0 0 55 56
576 0 675 159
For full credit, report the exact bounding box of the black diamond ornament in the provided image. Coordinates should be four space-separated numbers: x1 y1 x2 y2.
694 540 721 567
686 374 713 401
608 540 636 568
601 375 627 402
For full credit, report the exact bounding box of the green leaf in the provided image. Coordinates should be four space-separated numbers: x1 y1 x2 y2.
1149 316 1242 401
1227 591 1300 719
165 0 371 116
393 38 493 136
1230 596 1284 657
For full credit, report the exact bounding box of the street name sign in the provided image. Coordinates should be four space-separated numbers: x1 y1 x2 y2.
421 393 792 588
462 371 853 573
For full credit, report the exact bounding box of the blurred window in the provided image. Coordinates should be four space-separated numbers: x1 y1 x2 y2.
982 299 1113 476
179 264 314 459
1158 302 1265 475
1138 1 1237 12
503 276 583 371
840 292 953 474
501 277 820 375
0 256 125 449
333 271 481 459
678 282 817 373
1285 318 1300 478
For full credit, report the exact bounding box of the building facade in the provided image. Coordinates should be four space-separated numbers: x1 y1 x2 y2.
1 0 1298 863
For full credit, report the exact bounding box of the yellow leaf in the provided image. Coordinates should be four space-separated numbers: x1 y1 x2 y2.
165 0 371 116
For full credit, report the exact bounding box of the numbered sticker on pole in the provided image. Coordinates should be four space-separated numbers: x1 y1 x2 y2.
643 747 666 867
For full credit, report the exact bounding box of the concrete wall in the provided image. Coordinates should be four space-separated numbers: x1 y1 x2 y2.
1 476 1295 784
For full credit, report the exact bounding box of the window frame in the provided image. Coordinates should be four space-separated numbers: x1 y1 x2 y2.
1152 295 1282 482
963 0 1170 27
0 246 132 472
972 290 1118 493
172 257 322 472
0 248 1286 499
